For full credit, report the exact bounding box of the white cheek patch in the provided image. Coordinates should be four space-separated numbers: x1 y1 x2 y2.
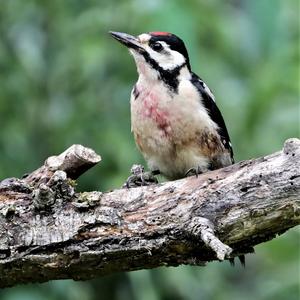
168 49 185 67
148 42 186 70
130 36 186 77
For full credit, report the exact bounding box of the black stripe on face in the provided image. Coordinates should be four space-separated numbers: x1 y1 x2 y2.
142 51 186 93
149 34 191 71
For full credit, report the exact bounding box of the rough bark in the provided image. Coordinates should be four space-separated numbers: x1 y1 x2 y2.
0 139 299 288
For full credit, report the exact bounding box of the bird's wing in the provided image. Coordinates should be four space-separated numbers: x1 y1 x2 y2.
191 73 234 163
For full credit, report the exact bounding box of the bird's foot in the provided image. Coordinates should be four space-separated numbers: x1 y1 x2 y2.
123 164 159 188
185 166 204 178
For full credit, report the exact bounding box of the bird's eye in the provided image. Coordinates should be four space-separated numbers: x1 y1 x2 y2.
151 42 163 51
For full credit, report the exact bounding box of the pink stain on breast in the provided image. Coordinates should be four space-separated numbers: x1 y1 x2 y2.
141 92 170 136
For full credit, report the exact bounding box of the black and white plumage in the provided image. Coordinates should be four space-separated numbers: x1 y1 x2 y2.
110 31 234 180
190 73 234 163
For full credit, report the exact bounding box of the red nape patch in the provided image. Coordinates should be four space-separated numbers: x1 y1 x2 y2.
150 31 172 36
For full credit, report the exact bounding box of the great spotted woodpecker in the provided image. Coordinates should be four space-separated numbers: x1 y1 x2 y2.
110 31 234 183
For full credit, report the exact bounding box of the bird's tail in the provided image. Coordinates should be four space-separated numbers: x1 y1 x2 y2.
229 255 245 267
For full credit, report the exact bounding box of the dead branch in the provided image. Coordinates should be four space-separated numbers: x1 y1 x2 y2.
0 139 299 288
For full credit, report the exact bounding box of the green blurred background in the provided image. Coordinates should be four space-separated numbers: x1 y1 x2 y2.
0 0 299 299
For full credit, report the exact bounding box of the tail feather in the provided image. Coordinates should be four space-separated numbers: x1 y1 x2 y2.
228 255 246 267
238 255 246 267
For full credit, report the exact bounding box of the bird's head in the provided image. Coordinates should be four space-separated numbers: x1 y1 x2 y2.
110 31 191 82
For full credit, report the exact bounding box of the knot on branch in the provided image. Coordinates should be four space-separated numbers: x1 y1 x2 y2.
33 170 75 210
33 184 56 210
283 138 300 156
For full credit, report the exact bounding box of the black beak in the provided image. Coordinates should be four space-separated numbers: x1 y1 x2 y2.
109 31 144 52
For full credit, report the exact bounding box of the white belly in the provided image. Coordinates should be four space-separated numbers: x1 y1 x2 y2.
130 78 223 179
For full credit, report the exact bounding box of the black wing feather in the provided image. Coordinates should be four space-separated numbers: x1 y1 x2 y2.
191 73 234 163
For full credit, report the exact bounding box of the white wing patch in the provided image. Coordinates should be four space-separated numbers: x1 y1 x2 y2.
202 81 215 102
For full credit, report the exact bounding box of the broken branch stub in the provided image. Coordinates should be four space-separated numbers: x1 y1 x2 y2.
24 144 101 186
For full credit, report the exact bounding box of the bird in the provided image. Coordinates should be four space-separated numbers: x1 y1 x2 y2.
110 31 243 266
110 31 234 184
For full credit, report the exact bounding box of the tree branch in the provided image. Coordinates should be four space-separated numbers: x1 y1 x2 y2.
0 139 299 288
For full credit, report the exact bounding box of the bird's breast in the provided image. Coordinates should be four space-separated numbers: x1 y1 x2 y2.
131 83 174 141
130 79 226 178
131 79 214 142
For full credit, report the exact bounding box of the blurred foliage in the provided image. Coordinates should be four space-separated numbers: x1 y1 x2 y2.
0 0 299 299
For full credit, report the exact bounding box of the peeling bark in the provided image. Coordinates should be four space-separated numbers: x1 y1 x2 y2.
0 139 299 288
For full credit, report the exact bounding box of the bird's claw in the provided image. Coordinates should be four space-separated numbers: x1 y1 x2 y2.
123 164 159 188
185 166 204 178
